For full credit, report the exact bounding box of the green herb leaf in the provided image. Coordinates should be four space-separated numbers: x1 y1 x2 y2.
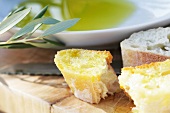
0 43 34 49
43 38 65 46
11 17 60 40
41 18 80 37
0 8 31 34
33 6 48 20
30 6 49 34
25 41 61 48
0 6 80 49
8 6 26 17
2 6 26 21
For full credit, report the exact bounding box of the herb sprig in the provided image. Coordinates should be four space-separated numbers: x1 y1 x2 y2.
0 6 79 49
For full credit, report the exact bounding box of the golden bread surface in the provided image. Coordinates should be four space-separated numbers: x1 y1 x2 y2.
118 59 170 113
54 49 120 104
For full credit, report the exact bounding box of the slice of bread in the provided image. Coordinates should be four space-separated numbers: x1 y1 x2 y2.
54 49 120 104
118 59 170 113
120 27 170 67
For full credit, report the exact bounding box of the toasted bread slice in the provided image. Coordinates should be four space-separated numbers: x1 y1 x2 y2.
54 49 120 104
118 59 170 113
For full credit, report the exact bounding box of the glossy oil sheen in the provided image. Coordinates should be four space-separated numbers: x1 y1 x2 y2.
18 0 136 31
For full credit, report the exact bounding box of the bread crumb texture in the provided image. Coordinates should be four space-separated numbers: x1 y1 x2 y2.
54 49 120 104
121 27 170 56
118 59 170 113
120 27 170 67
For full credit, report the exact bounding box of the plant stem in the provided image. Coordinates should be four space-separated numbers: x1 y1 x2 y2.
0 36 43 45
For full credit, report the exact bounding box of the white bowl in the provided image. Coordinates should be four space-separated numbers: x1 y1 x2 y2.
2 0 170 48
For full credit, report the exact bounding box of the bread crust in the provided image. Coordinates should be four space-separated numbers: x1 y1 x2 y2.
118 59 170 113
54 49 120 104
121 48 170 67
120 27 170 67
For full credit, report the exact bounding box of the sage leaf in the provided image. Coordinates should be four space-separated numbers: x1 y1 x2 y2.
33 6 48 20
0 8 31 34
41 18 80 37
11 17 60 40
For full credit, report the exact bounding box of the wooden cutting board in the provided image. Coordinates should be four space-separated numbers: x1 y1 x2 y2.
0 74 134 113
0 33 133 113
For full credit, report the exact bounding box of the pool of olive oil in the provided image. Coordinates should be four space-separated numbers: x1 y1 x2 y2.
17 0 136 31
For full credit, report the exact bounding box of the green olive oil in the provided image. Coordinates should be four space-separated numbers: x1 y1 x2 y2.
17 0 136 31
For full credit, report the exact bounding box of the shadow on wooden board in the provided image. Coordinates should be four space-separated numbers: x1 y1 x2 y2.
0 110 5 113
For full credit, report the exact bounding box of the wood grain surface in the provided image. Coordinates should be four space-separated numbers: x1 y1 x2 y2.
0 32 133 113
0 75 134 113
